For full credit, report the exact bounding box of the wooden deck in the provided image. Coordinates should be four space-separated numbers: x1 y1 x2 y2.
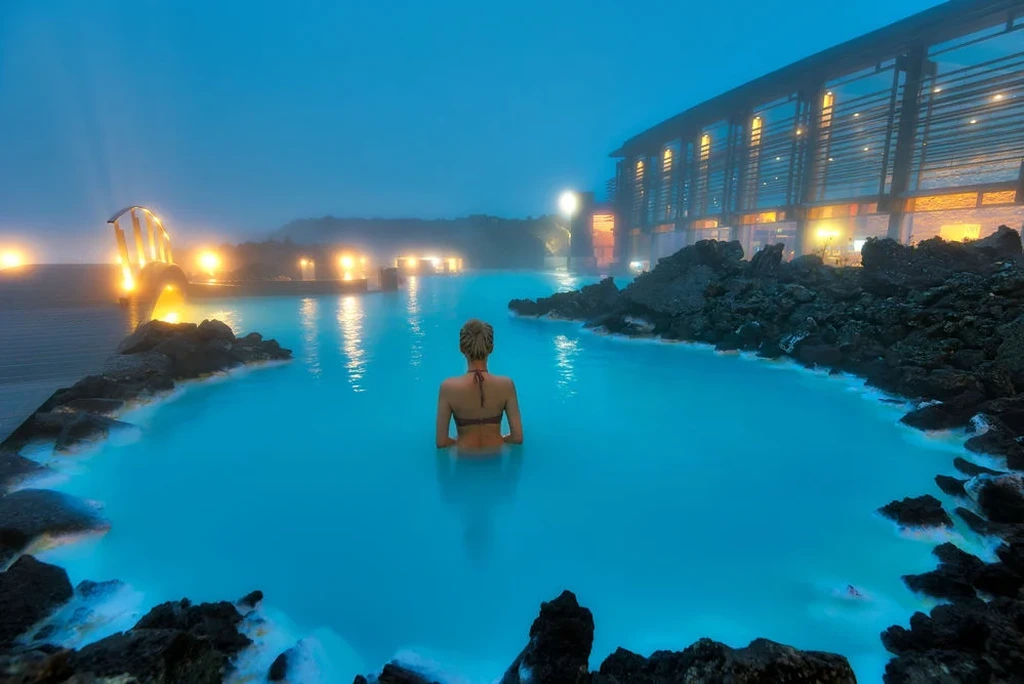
0 265 132 442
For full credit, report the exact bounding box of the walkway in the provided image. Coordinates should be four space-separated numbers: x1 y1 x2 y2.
0 265 131 442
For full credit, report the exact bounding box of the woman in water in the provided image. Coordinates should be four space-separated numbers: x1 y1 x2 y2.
436 319 523 450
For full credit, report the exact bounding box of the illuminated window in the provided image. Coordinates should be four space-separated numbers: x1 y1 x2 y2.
910 193 978 212
982 190 1017 206
635 159 645 180
699 134 711 162
939 224 981 242
750 116 762 147
662 147 673 170
821 91 835 128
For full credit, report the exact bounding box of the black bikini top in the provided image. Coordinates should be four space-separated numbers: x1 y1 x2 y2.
453 369 503 427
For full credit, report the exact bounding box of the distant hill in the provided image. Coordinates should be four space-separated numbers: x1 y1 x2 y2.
271 215 566 269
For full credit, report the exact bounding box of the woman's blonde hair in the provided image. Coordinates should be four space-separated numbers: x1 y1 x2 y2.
459 319 494 361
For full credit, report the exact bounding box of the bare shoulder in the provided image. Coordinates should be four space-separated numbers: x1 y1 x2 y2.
490 374 517 391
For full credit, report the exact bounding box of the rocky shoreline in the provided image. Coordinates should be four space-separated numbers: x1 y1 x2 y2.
0 318 294 682
510 228 1024 682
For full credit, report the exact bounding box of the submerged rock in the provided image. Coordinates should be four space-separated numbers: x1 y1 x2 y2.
878 495 953 528
0 555 73 645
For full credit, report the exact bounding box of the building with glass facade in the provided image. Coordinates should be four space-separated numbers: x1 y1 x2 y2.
609 0 1024 268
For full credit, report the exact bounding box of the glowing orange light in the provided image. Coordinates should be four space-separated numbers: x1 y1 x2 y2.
405 257 417 268
300 258 309 268
343 271 353 281
340 255 354 269
198 251 220 273
359 256 366 266
161 312 180 324
0 250 25 270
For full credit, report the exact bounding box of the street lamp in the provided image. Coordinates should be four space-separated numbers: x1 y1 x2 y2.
558 190 578 254
559 191 579 219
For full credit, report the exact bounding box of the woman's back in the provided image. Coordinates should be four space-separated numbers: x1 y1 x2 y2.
436 319 523 451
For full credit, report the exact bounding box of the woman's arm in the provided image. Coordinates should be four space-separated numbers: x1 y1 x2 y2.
502 380 523 445
436 383 456 448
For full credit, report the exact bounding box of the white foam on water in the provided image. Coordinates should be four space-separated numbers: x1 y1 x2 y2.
22 579 147 649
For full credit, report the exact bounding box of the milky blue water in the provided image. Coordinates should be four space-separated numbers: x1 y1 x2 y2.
36 271 983 682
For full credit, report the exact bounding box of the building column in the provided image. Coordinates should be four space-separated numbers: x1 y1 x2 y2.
886 46 928 241
794 86 825 256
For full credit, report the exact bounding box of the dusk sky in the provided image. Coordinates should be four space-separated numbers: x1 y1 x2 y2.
1 0 940 261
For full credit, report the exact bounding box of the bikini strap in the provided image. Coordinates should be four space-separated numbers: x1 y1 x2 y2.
470 369 486 407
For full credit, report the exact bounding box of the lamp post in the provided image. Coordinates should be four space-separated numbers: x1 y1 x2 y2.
559 190 578 255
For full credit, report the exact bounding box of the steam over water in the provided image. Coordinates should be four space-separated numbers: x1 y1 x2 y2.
36 272 983 682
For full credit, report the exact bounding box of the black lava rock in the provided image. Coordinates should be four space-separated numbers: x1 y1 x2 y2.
0 555 73 645
500 590 594 684
878 495 953 528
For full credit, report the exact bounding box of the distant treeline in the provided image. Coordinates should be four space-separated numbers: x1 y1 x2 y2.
177 215 568 280
271 214 567 269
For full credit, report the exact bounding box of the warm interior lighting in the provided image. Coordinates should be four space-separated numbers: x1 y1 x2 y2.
359 256 366 265
447 257 458 271
405 257 417 268
820 92 834 128
340 255 354 269
0 249 25 270
198 251 220 273
939 224 981 242
164 285 174 292
300 258 309 268
908 192 978 212
699 134 711 162
982 190 1017 206
430 257 442 268
994 93 1005 102
815 226 841 240
343 272 353 281
796 128 803 136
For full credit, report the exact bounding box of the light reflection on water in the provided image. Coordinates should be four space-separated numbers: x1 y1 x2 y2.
407 276 424 370
299 298 321 378
555 271 580 292
337 296 366 392
553 333 579 396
